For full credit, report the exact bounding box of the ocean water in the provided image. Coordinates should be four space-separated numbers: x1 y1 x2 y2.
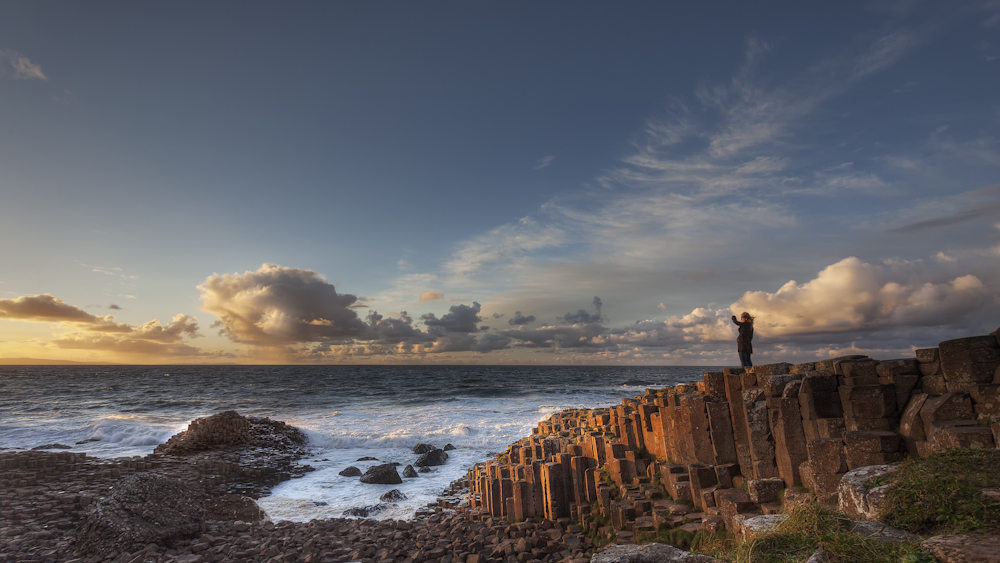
0 365 717 521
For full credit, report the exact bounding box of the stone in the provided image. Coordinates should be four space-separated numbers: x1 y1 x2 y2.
414 448 449 467
412 443 436 454
339 466 362 477
754 363 792 377
402 464 418 478
740 514 787 538
922 534 1000 563
773 397 809 486
846 521 920 543
899 393 929 453
807 439 848 474
747 478 785 504
380 489 407 502
920 392 974 439
591 542 721 563
876 359 920 378
359 463 403 484
705 401 737 465
761 374 799 398
933 426 996 450
75 473 205 555
916 348 939 363
837 464 896 520
844 431 901 454
204 495 268 522
939 336 1000 386
782 380 802 398
921 361 944 377
443 443 456 451
838 385 897 419
342 503 388 517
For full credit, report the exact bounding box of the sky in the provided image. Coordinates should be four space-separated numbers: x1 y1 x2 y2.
1 1 999 365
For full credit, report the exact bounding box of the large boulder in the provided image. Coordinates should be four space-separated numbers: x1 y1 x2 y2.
591 543 720 563
339 466 362 477
75 473 205 555
402 465 418 478
412 443 436 454
342 504 388 518
154 411 305 455
837 464 897 520
414 448 449 467
359 463 402 485
380 489 407 502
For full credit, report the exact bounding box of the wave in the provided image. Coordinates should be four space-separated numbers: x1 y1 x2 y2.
85 416 184 447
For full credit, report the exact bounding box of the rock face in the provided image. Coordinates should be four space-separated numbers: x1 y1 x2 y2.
204 494 268 523
380 488 407 502
591 543 720 563
414 448 449 467
402 464 418 478
922 534 1000 563
413 443 436 454
359 463 402 485
338 466 362 477
75 473 205 555
443 444 456 451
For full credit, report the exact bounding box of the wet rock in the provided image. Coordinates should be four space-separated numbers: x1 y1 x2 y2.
380 489 407 502
592 542 720 562
418 465 433 473
402 464 418 478
342 503 388 517
339 466 363 477
414 448 449 467
75 473 205 555
356 456 379 461
359 463 402 485
443 444 456 451
413 443 436 454
31 443 72 450
204 494 268 522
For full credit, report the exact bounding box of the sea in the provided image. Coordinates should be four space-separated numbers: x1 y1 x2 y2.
0 365 718 522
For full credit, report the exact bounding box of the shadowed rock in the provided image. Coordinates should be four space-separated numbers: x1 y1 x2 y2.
412 443 436 454
359 463 402 485
339 466 362 477
380 489 407 502
414 448 448 467
342 503 388 517
75 473 205 555
204 494 268 523
443 444 456 451
402 465 418 478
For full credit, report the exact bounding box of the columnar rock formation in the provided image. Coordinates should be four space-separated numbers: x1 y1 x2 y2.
465 330 1000 540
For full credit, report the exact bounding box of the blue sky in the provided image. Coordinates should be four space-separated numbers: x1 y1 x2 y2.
1 1 998 364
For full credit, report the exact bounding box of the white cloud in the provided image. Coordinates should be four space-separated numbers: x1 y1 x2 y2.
419 291 444 301
534 155 555 169
1 49 46 80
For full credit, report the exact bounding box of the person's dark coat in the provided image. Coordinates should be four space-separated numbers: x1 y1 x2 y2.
733 319 753 354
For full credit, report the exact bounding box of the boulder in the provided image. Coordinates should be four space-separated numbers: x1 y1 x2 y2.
32 443 72 450
837 464 897 520
342 503 388 517
939 336 1000 387
414 448 449 467
443 443 456 451
418 465 433 473
338 466 362 477
412 443 436 454
590 542 721 563
402 464 418 478
380 488 407 502
356 456 379 461
359 463 402 485
922 534 1000 563
75 473 205 555
740 514 788 538
204 494 268 523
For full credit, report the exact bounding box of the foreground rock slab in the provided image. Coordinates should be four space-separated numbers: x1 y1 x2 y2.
592 543 720 563
922 534 1000 563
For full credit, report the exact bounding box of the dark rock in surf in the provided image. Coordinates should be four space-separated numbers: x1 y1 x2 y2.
414 448 448 467
32 443 72 450
204 494 268 522
412 443 436 454
443 443 456 451
356 456 379 461
342 503 388 517
402 465 418 478
359 463 402 485
380 489 407 502
338 466 362 477
418 465 433 473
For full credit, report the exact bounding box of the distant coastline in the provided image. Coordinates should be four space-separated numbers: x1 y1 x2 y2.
0 357 122 366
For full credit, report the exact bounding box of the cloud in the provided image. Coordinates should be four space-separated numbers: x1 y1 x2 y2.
199 264 367 345
0 294 217 358
419 291 444 301
421 302 482 333
535 156 555 169
560 296 604 324
1 49 46 80
889 200 1000 233
108 304 123 310
507 311 536 326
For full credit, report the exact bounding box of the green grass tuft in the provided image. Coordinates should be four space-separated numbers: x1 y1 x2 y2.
880 447 1000 535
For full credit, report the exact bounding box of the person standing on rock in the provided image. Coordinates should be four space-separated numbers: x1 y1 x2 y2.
731 312 754 369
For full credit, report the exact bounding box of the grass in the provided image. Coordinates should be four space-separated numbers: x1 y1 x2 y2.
879 447 1000 535
694 503 925 563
